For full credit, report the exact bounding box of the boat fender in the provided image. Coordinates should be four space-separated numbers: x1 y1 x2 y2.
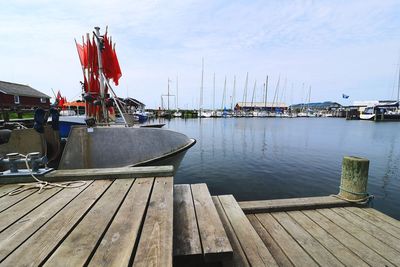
49 108 60 131
33 108 46 134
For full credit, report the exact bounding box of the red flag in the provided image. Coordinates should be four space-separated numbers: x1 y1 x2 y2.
75 42 87 68
56 90 61 100
112 46 122 85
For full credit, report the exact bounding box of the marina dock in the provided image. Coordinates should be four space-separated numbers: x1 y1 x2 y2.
0 166 399 266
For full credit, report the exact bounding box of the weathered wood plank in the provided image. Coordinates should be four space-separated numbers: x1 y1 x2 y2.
255 213 318 267
333 208 400 252
363 208 400 229
345 207 400 238
218 195 276 267
303 209 394 266
0 186 62 232
287 210 368 267
0 184 22 198
0 182 92 261
88 178 154 267
0 188 37 213
213 196 250 267
272 212 343 266
133 177 174 267
238 196 361 214
318 209 399 266
173 184 202 262
44 179 134 267
1 180 112 266
247 214 293 267
0 166 174 184
191 185 232 262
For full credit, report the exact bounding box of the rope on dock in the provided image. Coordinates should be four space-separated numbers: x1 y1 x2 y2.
7 154 86 196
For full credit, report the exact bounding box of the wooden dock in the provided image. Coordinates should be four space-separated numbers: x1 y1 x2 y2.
0 167 399 266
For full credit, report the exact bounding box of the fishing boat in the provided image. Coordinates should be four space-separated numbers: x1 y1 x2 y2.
0 27 195 174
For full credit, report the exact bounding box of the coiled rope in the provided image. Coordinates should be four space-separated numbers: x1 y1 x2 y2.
7 154 86 196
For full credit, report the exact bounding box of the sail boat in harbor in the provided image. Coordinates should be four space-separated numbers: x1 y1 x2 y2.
173 75 182 117
199 58 212 118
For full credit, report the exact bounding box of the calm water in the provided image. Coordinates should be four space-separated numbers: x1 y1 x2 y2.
161 118 400 219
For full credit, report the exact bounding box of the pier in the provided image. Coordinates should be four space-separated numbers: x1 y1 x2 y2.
0 164 399 266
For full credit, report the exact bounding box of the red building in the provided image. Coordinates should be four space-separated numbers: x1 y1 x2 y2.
0 80 51 111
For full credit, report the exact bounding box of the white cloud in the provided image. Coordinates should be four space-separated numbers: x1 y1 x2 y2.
0 0 399 108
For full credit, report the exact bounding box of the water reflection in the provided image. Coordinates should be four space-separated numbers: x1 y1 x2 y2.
164 118 400 219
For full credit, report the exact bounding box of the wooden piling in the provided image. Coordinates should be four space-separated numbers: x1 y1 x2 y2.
339 156 369 201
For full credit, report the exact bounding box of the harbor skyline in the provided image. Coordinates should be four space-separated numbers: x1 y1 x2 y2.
1 0 400 109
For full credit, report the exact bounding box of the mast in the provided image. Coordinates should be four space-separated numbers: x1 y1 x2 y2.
94 27 108 122
200 58 204 115
231 75 236 111
213 73 215 112
243 72 248 107
307 86 311 114
272 75 280 110
397 63 400 105
264 75 268 110
167 78 170 111
251 80 256 109
222 76 227 109
176 75 179 110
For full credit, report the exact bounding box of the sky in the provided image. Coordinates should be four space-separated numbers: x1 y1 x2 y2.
1 0 400 109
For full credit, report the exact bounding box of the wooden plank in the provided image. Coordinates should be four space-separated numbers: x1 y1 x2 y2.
287 211 368 267
44 179 134 267
255 212 317 266
132 177 174 267
247 214 293 267
345 207 400 238
303 209 394 266
318 209 400 266
333 208 400 251
191 185 232 262
0 188 37 213
272 212 343 266
238 196 361 214
173 184 202 262
0 181 92 261
1 179 112 266
0 184 22 198
363 208 400 229
88 178 154 267
213 196 250 267
0 186 62 232
0 166 174 184
218 195 276 266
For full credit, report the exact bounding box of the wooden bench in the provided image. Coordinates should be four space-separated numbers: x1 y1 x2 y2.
213 195 278 267
173 183 233 266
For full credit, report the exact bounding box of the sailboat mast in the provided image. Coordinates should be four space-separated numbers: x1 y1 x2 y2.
397 63 400 104
200 58 204 115
213 73 215 112
222 76 227 109
232 75 236 110
264 75 268 110
167 78 170 111
177 75 179 109
243 72 248 106
251 80 256 109
307 86 311 113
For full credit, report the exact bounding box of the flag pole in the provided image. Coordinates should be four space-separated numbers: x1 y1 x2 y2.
93 26 109 123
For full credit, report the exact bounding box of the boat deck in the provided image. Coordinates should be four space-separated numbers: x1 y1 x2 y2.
0 167 399 266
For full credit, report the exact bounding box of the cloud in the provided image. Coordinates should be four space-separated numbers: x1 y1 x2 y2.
0 0 399 107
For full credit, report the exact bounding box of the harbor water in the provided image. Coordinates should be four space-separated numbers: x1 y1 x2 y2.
160 117 400 219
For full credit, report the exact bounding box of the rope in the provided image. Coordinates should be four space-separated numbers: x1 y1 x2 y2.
7 154 86 196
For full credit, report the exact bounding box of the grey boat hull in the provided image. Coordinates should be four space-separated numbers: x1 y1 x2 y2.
58 126 195 174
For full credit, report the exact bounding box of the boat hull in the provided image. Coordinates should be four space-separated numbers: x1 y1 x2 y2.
58 126 195 174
